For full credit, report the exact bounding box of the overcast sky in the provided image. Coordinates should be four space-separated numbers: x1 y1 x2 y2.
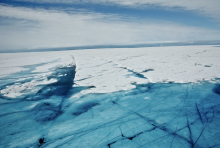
0 0 220 50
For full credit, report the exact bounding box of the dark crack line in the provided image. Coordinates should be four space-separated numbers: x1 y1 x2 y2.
170 123 179 148
99 58 148 79
113 101 192 144
187 118 194 148
193 125 207 147
196 103 204 125
40 111 136 147
107 141 116 148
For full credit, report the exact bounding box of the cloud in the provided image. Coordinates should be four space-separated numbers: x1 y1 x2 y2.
0 4 220 50
15 0 220 21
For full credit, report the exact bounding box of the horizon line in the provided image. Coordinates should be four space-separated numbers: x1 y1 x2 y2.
1 40 220 53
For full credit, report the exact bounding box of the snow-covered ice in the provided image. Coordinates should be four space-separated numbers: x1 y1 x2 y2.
0 45 220 147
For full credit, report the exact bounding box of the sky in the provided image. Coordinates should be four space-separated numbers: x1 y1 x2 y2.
0 0 220 51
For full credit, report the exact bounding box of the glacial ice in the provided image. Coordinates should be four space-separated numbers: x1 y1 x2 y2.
0 46 220 147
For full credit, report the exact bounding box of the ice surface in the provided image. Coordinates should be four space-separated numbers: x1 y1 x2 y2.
0 45 220 147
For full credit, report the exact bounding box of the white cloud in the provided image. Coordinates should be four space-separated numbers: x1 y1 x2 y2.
15 0 220 21
0 4 220 50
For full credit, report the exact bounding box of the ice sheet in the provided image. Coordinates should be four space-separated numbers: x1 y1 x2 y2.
0 45 220 147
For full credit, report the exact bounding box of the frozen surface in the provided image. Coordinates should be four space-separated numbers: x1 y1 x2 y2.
0 45 220 147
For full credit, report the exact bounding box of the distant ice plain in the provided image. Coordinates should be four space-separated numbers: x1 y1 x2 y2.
0 45 220 147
